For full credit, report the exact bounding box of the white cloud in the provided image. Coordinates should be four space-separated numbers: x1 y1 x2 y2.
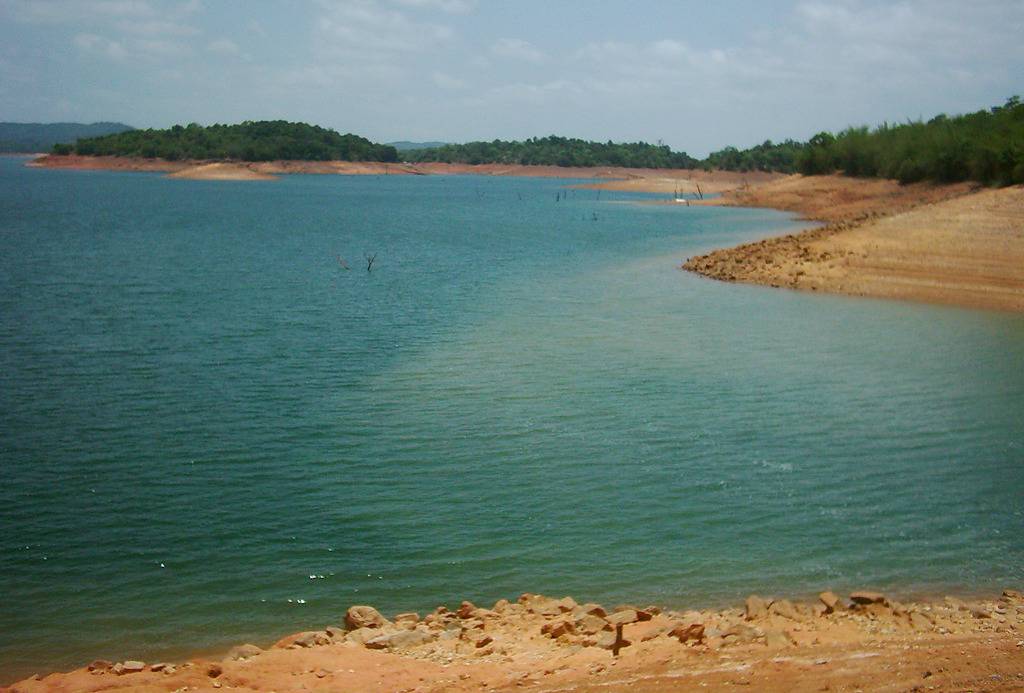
314 0 453 56
431 70 467 89
207 38 240 55
74 32 128 60
392 0 476 13
116 19 199 36
491 38 544 64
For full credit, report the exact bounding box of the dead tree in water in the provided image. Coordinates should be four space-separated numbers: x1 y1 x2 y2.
365 253 377 272
695 182 704 200
337 255 350 270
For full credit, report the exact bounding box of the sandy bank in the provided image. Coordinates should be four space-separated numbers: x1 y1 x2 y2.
6 589 1022 692
683 175 1024 312
168 163 278 181
29 155 750 186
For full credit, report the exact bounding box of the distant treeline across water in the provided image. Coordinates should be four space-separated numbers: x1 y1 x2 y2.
52 96 1024 186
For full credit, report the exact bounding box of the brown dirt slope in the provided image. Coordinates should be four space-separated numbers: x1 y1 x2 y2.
5 590 1024 692
684 175 1024 312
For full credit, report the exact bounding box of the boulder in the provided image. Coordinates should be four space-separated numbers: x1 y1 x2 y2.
744 595 768 620
576 603 607 618
575 614 611 635
293 632 320 648
346 605 389 630
87 660 112 673
768 599 802 621
475 635 493 648
850 591 887 606
540 620 575 638
150 663 169 672
345 627 381 645
120 661 145 675
669 622 705 643
394 612 420 624
492 598 510 612
606 609 640 626
764 629 796 649
325 625 346 639
456 601 477 619
553 596 578 613
365 629 433 650
721 623 760 645
226 644 263 661
909 612 934 631
819 591 840 613
1002 589 1022 602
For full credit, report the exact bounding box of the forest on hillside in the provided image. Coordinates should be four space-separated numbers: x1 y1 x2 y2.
0 122 132 153
56 121 399 163
404 135 700 169
48 98 1023 185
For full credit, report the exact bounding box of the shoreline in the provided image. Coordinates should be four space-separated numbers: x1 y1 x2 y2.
6 588 1022 691
682 175 1024 313
28 154 749 185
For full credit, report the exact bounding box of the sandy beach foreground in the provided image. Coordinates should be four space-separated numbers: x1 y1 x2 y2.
6 589 1023 692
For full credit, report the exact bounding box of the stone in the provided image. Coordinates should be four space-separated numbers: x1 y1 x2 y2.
850 591 887 606
120 661 145 674
721 623 760 645
768 599 802 621
475 635 493 648
365 629 433 650
346 605 389 630
226 644 263 661
669 622 705 643
87 660 113 673
1003 589 1022 601
909 613 934 631
456 601 477 619
150 663 169 672
345 627 379 645
293 632 319 648
607 609 640 626
764 629 796 649
575 614 611 635
576 603 607 618
493 599 510 612
811 603 828 618
541 620 575 638
394 612 420 624
553 596 578 613
745 595 768 620
325 625 346 639
971 608 993 619
819 591 840 613
207 664 223 678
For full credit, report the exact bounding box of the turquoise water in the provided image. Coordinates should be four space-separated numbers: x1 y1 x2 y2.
1 157 1022 680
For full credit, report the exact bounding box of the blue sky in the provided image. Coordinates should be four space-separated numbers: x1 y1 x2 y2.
0 0 1021 156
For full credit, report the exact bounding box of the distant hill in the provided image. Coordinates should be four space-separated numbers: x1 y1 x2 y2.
388 140 449 152
0 122 133 153
59 121 399 163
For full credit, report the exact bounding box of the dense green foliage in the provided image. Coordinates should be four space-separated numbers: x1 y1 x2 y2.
57 121 398 162
797 97 1024 185
703 139 805 173
0 122 132 153
405 135 700 169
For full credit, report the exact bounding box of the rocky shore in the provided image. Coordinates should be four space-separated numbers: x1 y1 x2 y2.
682 175 1024 312
6 589 1024 692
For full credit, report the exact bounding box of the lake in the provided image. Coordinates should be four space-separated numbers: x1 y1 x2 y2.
1 157 1022 680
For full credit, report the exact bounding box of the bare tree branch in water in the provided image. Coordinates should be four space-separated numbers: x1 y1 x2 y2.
365 253 377 272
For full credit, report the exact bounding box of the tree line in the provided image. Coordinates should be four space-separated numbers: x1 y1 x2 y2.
404 135 700 169
50 98 1023 186
54 121 399 163
796 96 1023 185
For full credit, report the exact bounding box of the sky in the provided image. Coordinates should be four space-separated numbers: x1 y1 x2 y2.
0 0 1021 156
